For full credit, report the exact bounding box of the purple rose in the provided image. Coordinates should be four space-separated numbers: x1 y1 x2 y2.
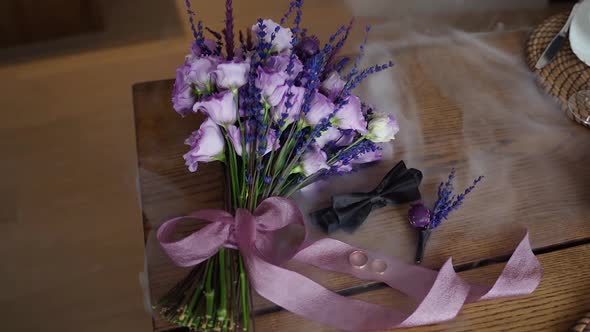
273 86 306 126
193 91 237 126
336 130 356 147
315 127 359 148
367 112 399 143
294 146 330 176
191 39 218 57
252 19 294 54
172 64 195 116
186 57 219 91
256 55 303 106
315 126 341 148
227 125 280 157
266 85 289 107
256 68 289 107
305 93 335 127
213 61 250 89
228 125 244 156
321 71 346 100
332 95 368 134
352 149 383 164
183 118 225 172
266 54 303 77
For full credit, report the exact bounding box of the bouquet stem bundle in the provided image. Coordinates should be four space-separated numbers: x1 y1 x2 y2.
157 249 251 331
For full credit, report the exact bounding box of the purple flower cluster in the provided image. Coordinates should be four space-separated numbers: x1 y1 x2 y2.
173 0 401 198
430 170 484 229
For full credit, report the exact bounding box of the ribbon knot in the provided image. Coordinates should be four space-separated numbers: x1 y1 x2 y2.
158 197 543 332
158 197 306 268
312 161 424 233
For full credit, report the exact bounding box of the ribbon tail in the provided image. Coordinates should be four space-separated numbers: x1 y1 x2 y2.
246 243 470 331
157 211 234 267
246 251 454 331
467 232 543 302
290 232 541 330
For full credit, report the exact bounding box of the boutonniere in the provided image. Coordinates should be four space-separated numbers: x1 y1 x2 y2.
408 169 484 264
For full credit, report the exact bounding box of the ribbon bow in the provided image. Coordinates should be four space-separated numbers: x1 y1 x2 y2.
312 161 423 233
158 197 543 332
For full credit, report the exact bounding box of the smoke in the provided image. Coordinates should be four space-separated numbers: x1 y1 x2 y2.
296 21 590 247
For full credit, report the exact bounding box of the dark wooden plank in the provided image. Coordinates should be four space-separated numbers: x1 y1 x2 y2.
133 80 226 331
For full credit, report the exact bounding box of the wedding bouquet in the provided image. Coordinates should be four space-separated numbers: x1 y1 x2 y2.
157 0 398 330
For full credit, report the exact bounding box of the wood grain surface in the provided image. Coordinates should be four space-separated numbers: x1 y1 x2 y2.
255 244 590 332
133 30 590 331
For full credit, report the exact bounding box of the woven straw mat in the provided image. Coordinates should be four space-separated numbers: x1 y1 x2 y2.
526 11 590 129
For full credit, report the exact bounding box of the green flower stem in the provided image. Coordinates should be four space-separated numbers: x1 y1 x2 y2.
267 133 298 196
192 317 202 330
273 124 317 195
205 260 216 324
184 277 205 324
239 255 251 331
268 120 300 187
247 105 271 210
234 91 249 209
261 149 277 198
283 173 320 197
218 249 228 326
277 176 298 197
222 130 241 208
223 250 235 332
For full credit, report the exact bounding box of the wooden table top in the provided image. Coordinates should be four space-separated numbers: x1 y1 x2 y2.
133 28 590 331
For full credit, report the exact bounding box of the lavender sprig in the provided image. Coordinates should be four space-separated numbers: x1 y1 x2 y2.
326 19 354 72
333 57 351 74
281 0 299 25
346 61 394 91
328 25 348 44
346 25 372 81
195 21 212 56
327 140 380 176
293 0 304 35
224 0 235 59
432 169 456 217
184 1 211 56
430 171 484 229
184 0 199 40
205 27 223 56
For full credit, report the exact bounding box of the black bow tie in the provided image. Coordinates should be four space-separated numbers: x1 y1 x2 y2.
311 161 423 233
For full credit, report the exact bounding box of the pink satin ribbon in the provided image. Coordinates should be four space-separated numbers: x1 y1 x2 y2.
158 197 543 331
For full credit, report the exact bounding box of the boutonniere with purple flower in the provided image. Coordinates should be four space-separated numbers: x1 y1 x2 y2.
408 169 484 264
